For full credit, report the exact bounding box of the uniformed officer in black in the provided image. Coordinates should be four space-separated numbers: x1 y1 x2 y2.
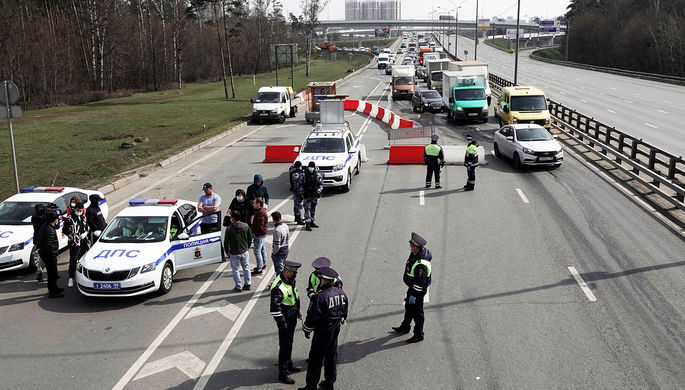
392 232 433 343
300 267 348 390
464 135 479 191
424 134 445 189
270 260 302 384
306 257 343 298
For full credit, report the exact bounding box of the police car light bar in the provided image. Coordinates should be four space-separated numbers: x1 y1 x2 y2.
129 198 178 206
20 186 65 193
313 94 350 99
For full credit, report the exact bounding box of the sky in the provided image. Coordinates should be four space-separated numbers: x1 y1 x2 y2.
279 0 571 21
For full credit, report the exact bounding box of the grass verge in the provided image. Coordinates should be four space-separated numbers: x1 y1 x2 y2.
535 48 564 60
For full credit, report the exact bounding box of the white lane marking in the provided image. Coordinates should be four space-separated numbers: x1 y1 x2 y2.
419 190 425 205
112 262 230 390
134 351 205 381
110 125 267 210
559 91 567 95
645 123 658 129
185 300 241 321
599 93 606 96
632 92 641 96
567 266 598 302
606 109 616 114
580 99 587 103
658 109 669 114
664 100 672 104
610 87 616 90
624 99 633 103
515 188 530 203
193 226 304 390
269 195 293 215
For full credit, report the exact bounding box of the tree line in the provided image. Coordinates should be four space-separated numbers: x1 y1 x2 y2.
564 0 684 77
0 0 327 109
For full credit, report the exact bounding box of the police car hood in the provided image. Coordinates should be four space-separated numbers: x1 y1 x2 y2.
517 139 560 152
296 153 351 167
80 241 168 271
0 225 35 248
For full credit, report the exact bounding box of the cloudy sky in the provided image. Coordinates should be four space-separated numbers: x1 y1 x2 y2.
278 0 571 21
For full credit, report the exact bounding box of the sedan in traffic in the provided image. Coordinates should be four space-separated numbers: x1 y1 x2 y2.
412 90 444 113
493 124 563 168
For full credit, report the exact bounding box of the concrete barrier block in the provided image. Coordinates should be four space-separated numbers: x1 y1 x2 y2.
112 174 140 190
443 145 487 166
97 184 115 195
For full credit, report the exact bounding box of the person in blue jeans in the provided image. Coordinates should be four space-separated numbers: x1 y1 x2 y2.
251 198 269 275
224 211 253 292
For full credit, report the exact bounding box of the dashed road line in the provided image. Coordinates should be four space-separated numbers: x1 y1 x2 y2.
624 99 632 103
645 123 658 129
606 109 616 114
419 190 425 205
580 99 587 103
516 188 530 203
658 109 669 114
567 266 598 302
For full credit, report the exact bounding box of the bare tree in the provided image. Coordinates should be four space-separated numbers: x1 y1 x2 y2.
300 0 328 77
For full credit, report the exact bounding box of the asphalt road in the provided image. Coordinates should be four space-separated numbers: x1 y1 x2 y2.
1 48 685 390
438 33 685 156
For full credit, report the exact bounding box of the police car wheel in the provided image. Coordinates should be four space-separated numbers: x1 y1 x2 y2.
159 262 173 294
341 172 352 193
27 250 38 273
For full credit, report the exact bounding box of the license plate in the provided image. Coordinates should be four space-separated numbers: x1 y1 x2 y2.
260 113 268 116
93 283 120 290
468 113 477 116
538 157 553 161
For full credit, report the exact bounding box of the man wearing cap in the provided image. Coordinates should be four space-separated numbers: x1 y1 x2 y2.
307 257 343 299
424 134 445 189
303 161 324 231
392 232 432 343
300 267 348 390
289 161 306 225
270 260 302 385
271 211 289 275
464 135 479 191
198 183 222 233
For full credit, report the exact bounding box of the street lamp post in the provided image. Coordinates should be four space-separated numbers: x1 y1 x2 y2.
474 0 478 60
514 0 521 84
455 7 459 60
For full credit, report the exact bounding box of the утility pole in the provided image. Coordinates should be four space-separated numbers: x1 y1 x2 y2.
5 81 20 193
514 0 521 85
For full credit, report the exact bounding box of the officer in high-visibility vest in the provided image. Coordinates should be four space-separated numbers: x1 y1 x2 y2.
464 135 479 191
424 134 445 189
270 260 302 385
392 232 432 343
307 257 343 298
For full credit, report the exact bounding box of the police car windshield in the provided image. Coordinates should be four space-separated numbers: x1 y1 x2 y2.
301 138 346 153
100 216 169 243
515 127 552 141
0 202 39 225
454 88 486 101
510 95 547 111
255 92 281 103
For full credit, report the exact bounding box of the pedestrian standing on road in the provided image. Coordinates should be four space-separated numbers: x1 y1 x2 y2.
251 197 268 275
424 134 444 189
289 161 306 225
31 204 47 282
300 267 348 390
271 211 290 275
392 232 432 343
35 212 63 298
246 174 270 209
198 183 222 233
86 194 107 242
270 260 303 385
224 211 253 292
303 161 324 231
463 135 479 191
228 189 252 225
62 202 89 288
307 257 343 299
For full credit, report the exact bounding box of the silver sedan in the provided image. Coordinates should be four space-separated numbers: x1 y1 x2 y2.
493 124 563 169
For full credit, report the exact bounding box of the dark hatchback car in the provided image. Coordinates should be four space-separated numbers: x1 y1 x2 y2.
412 89 444 113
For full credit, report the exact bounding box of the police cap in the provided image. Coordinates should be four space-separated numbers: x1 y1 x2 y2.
409 232 426 247
430 134 439 141
319 267 339 280
312 257 331 269
466 135 474 141
284 260 302 271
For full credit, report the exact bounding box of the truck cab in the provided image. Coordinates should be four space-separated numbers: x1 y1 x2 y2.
494 86 551 129
391 65 416 100
446 77 489 124
378 53 390 69
251 86 297 123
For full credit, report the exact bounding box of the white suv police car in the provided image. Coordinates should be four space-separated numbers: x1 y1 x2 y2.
294 121 362 193
76 198 222 297
0 186 108 274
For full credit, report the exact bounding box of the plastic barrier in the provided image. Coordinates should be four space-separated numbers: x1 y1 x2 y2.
387 145 425 165
263 145 301 163
344 100 414 129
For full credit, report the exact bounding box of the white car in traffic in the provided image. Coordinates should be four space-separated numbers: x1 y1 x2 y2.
0 186 108 273
76 198 222 297
493 124 563 168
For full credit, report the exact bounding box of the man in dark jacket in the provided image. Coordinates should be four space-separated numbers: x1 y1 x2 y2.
86 194 107 241
464 135 479 191
246 174 270 209
270 260 302 385
225 211 253 292
251 198 269 275
31 204 47 282
62 202 89 288
303 162 324 231
424 134 445 189
35 212 63 298
392 232 432 343
289 162 305 225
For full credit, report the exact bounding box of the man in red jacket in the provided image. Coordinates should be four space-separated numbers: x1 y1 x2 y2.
251 197 269 275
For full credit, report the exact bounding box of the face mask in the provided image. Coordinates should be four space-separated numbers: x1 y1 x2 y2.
237 196 243 202
71 203 76 207
75 211 83 216
308 168 315 173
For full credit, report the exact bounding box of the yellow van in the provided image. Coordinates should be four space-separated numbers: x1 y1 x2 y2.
494 86 551 129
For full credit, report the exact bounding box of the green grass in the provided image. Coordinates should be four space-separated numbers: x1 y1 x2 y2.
490 38 513 50
0 52 371 200
535 48 564 60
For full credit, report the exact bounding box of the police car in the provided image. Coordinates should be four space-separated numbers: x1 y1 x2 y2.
76 198 222 297
0 186 108 274
293 97 362 193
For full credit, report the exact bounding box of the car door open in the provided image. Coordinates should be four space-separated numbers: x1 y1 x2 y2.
171 211 222 270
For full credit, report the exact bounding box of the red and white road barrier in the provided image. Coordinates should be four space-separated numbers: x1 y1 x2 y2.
344 100 414 129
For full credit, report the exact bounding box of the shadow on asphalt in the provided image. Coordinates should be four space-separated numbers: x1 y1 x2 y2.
339 333 407 364
169 364 279 390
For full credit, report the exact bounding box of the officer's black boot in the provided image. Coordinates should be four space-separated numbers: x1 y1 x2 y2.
310 221 319 228
319 381 335 390
392 326 410 334
295 216 304 225
305 222 312 231
279 374 296 384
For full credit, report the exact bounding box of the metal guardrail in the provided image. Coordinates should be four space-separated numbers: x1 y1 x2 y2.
488 73 685 211
529 50 685 86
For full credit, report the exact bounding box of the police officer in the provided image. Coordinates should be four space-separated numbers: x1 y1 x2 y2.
464 135 479 191
424 134 445 189
270 260 302 384
306 257 343 298
300 267 348 390
303 161 324 231
392 232 432 343
289 161 306 225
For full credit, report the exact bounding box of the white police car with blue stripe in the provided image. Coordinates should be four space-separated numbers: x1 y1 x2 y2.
76 198 223 297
